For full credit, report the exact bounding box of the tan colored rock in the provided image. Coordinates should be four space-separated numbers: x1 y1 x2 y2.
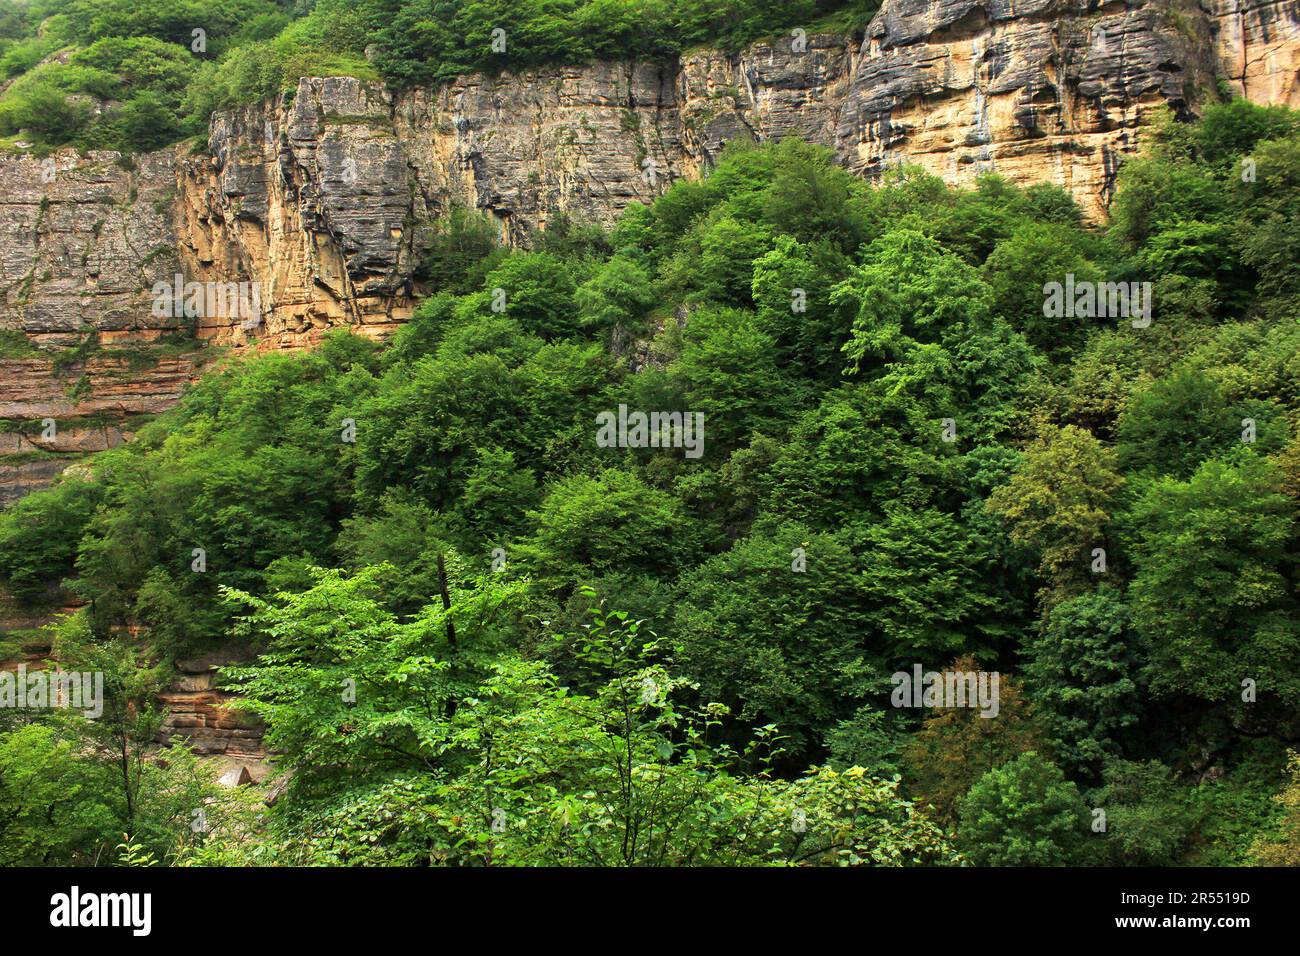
0 422 128 454
157 646 266 758
1212 0 1300 106
176 77 417 348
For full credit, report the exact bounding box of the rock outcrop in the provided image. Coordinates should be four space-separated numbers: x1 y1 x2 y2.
0 350 199 503
837 0 1218 217
1 0 1298 502
157 650 265 760
396 61 686 246
1213 0 1300 105
177 77 418 346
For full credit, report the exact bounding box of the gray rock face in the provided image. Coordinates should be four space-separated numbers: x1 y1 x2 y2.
0 150 181 344
678 32 856 163
0 455 80 506
397 61 685 248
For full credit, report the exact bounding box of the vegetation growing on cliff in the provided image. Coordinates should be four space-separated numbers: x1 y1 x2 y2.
0 0 879 152
2 99 1300 866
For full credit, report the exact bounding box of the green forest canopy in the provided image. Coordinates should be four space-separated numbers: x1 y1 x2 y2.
2 98 1300 865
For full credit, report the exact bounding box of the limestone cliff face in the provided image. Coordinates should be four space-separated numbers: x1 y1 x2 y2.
0 149 181 348
1213 0 1300 105
1 0 1298 503
838 0 1218 218
396 62 686 248
177 77 417 346
0 147 198 502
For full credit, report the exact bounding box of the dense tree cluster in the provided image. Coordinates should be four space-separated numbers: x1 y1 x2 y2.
2 99 1300 866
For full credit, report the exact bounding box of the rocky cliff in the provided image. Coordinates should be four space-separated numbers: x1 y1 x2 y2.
1 0 1298 503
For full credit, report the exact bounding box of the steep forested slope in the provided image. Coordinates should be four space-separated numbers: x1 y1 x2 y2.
3 97 1300 866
